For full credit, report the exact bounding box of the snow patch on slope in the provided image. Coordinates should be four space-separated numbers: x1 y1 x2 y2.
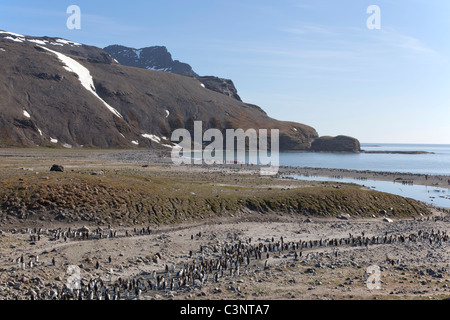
23 110 31 118
146 67 171 72
4 36 24 43
135 49 142 60
0 31 25 37
55 39 81 46
142 134 161 143
0 32 80 48
28 39 47 45
40 46 123 118
141 134 180 149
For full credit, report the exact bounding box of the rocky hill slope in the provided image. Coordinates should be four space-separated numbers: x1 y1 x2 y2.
0 31 357 151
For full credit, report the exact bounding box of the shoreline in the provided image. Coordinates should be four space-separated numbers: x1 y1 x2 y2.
1 147 448 189
361 150 434 154
277 165 450 189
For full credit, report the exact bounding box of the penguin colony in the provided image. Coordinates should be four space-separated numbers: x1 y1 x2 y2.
15 217 449 300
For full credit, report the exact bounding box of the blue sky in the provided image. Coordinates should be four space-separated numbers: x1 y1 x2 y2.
1 0 449 144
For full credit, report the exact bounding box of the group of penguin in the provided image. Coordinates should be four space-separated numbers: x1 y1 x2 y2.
23 220 448 300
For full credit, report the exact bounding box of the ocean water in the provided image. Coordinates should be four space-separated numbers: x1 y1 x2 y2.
279 143 450 176
288 174 450 208
192 143 450 175
189 143 450 207
279 143 450 208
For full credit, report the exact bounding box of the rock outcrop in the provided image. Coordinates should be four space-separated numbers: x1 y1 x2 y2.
310 135 361 153
103 45 198 77
197 76 242 101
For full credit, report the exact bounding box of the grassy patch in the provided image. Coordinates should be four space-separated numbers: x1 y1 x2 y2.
0 167 432 226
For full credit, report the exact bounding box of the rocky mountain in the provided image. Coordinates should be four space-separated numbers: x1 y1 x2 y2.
104 45 243 102
103 45 198 77
0 30 324 151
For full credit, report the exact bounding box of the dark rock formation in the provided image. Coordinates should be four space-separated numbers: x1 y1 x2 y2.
197 76 242 101
50 165 64 172
104 46 244 102
103 45 198 77
310 135 361 153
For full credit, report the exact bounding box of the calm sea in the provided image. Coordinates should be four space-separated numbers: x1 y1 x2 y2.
280 143 450 207
192 143 450 207
280 143 450 176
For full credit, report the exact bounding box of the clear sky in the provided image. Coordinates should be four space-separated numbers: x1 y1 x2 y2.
1 0 449 144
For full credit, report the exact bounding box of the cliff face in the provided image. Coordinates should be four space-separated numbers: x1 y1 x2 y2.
105 46 243 103
310 136 361 153
197 76 242 102
0 31 319 150
103 45 198 77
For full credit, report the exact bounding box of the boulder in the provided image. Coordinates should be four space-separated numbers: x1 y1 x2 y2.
50 164 64 172
337 214 350 220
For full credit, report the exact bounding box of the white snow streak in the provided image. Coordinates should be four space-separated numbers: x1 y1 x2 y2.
28 39 47 45
141 134 179 149
141 134 161 143
50 138 58 144
23 110 31 118
1 32 78 47
40 46 123 118
4 36 24 43
135 49 142 59
55 39 81 46
0 31 25 37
